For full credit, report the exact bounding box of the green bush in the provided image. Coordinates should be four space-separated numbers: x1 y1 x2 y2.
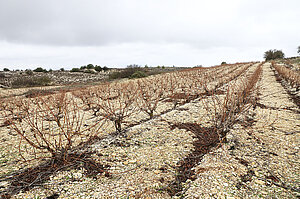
12 76 52 88
33 67 47 72
109 71 123 79
80 64 97 70
109 65 143 79
3 68 10 72
70 68 81 72
264 49 285 61
36 77 52 86
86 64 94 69
130 71 147 79
94 66 102 72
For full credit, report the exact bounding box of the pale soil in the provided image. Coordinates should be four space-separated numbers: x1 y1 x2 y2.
0 63 299 198
185 63 299 198
0 86 62 98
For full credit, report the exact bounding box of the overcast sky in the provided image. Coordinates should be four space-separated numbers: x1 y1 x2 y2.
0 0 299 70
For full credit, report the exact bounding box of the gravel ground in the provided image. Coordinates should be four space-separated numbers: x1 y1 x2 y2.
0 62 299 198
185 63 299 198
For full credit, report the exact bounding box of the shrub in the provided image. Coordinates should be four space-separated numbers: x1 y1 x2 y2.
109 71 122 79
264 49 285 61
60 68 65 71
33 67 47 73
86 64 94 69
130 71 147 79
34 76 52 86
221 62 227 65
94 66 102 72
11 76 52 88
70 68 81 72
25 69 33 75
109 65 144 79
3 68 10 72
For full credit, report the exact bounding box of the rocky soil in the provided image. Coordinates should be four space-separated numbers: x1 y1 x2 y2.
0 70 114 99
0 63 299 198
0 70 111 91
185 63 299 198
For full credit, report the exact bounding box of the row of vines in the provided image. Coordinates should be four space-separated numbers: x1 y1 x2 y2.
272 61 300 90
0 62 262 162
0 61 263 196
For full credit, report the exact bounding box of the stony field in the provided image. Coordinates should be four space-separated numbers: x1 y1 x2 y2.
0 62 299 198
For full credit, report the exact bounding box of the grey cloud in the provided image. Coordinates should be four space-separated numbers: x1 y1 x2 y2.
0 0 299 69
4 0 299 47
0 0 177 45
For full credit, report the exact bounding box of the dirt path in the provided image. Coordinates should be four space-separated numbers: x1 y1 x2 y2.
185 62 300 198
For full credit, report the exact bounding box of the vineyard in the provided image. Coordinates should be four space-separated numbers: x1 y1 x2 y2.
0 61 299 198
